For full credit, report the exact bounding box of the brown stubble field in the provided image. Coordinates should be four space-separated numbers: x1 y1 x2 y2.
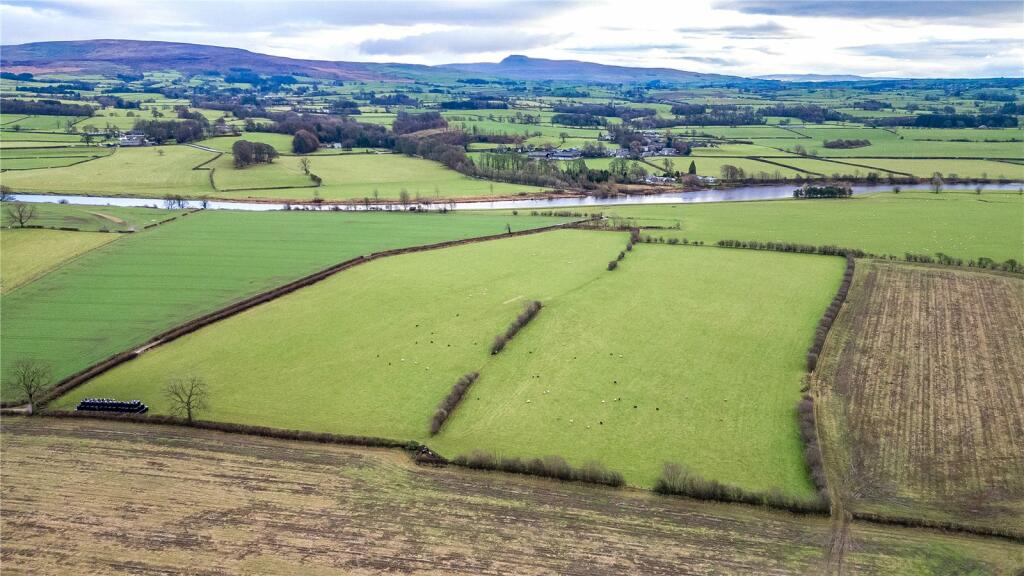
3 417 1022 575
815 260 1024 536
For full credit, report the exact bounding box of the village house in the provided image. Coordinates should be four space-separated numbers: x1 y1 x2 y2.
117 132 148 147
212 123 238 136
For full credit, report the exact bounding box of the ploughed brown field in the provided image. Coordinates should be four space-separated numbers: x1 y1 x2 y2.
3 417 1022 575
815 260 1024 536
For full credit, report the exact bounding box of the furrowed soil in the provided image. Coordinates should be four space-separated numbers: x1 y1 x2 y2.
2 417 1021 575
815 260 1024 536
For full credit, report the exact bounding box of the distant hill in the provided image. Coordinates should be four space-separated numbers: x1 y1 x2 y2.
755 73 900 82
439 55 740 84
0 39 398 81
2 40 750 85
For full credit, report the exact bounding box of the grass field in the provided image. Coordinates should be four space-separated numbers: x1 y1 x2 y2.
684 156 810 179
815 261 1024 536
73 115 138 131
0 229 117 293
0 114 82 131
432 243 843 494
0 145 218 196
839 158 1024 179
212 153 545 201
0 130 85 142
748 128 1024 159
196 132 296 154
690 143 798 157
2 210 573 400
585 192 1024 262
0 155 107 169
210 153 312 190
1 143 546 200
0 202 184 232
196 133 381 156
52 230 627 434
57 233 843 495
4 418 1021 576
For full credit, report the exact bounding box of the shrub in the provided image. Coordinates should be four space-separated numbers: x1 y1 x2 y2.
429 372 479 435
42 410 411 449
653 462 827 514
451 450 624 487
715 239 866 258
490 300 543 355
797 395 828 498
805 255 855 369
607 260 618 271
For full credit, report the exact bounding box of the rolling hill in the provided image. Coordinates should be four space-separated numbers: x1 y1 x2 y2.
0 39 398 81
439 54 740 84
1 40 744 85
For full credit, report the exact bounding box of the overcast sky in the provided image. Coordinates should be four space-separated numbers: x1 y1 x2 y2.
2 0 1022 78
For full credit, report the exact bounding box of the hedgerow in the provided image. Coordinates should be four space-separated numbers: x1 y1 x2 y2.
491 300 543 354
451 450 624 487
797 395 829 500
807 255 855 370
429 372 479 435
653 462 827 515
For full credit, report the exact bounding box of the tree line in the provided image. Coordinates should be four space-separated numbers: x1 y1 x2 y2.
0 98 94 117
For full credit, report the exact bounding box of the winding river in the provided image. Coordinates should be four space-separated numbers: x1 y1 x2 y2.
9 182 1022 212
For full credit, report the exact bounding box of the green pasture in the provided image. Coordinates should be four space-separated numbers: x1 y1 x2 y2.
57 231 840 496
434 243 842 494
0 229 117 293
846 158 1024 179
0 145 217 196
2 144 546 200
895 127 1024 141
771 129 1024 158
1 210 574 399
685 157 810 179
0 131 86 142
586 191 1024 261
196 133 295 154
691 143 797 157
0 145 112 169
212 153 545 201
53 231 625 436
74 114 138 131
1 147 110 159
0 202 185 231
0 115 83 131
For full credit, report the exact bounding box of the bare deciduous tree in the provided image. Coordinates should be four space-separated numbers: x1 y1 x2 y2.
5 202 37 228
6 359 51 412
165 375 209 423
298 156 311 175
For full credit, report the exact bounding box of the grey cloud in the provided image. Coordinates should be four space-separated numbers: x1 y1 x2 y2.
715 1 1024 23
5 0 583 28
674 55 740 66
360 29 565 55
568 43 693 53
676 22 796 39
845 38 1023 59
